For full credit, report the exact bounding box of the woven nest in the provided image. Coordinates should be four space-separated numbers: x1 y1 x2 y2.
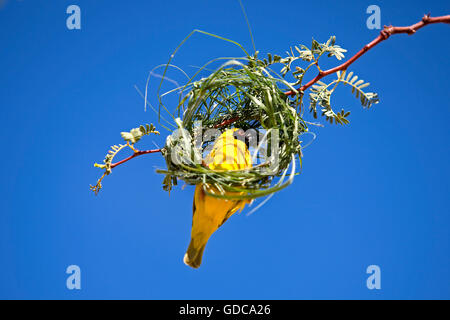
156 56 309 199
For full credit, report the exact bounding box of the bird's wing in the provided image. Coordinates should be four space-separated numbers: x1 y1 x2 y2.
218 200 246 227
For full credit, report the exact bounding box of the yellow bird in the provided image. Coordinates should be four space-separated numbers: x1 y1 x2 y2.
183 128 253 268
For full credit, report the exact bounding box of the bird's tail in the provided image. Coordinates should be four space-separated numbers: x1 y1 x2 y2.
183 238 207 269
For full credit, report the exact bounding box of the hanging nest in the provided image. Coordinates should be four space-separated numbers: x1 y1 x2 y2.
157 55 308 199
91 34 380 197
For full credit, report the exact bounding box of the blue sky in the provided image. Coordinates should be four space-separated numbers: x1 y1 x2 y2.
0 0 449 299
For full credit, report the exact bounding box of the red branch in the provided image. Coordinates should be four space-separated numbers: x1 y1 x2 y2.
285 14 450 96
107 14 449 169
214 116 241 128
110 148 161 169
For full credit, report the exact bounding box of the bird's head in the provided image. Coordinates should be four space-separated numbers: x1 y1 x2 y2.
218 128 248 147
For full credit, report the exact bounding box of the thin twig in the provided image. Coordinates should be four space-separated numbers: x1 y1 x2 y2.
285 14 450 96
107 14 450 168
110 148 162 169
214 116 241 128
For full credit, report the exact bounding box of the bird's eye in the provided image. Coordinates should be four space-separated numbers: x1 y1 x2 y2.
233 129 245 139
